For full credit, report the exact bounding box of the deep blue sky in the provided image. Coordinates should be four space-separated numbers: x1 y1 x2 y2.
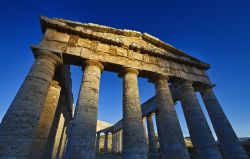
0 0 249 138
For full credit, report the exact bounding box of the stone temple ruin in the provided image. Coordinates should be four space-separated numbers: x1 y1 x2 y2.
0 16 248 159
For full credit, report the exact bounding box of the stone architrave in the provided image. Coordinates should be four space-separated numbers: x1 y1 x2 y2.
176 80 223 159
122 68 148 159
155 75 189 159
200 87 249 159
64 60 103 159
0 49 62 159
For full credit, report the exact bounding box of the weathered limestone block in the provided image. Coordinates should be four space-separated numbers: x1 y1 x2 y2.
146 114 159 157
0 49 62 159
30 80 61 159
154 75 189 159
200 88 249 159
176 80 223 159
122 68 148 159
104 133 109 153
64 60 103 159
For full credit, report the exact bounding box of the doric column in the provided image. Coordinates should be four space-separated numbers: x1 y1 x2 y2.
0 49 62 158
122 68 148 159
120 129 123 153
51 113 66 159
154 75 189 159
104 133 109 153
112 133 115 153
117 131 120 153
199 87 249 159
176 79 223 159
115 132 118 153
114 132 117 153
118 130 122 153
30 80 62 159
146 114 158 157
64 60 103 159
96 133 101 153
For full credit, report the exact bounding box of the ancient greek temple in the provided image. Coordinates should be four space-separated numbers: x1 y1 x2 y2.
0 16 248 159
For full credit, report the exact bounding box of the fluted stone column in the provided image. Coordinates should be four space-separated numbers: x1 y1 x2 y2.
200 87 249 159
30 80 62 159
51 113 66 159
112 133 115 153
114 132 117 153
64 60 103 159
119 130 122 153
118 130 123 153
104 133 109 153
117 131 120 153
115 132 118 153
96 133 101 153
146 114 158 157
0 49 62 158
176 79 223 159
122 68 148 159
154 75 189 159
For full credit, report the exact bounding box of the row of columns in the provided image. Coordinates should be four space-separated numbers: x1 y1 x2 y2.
112 130 122 153
0 49 73 159
0 48 248 159
95 130 123 153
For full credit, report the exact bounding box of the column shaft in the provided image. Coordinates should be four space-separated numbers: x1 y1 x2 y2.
104 133 109 153
0 50 61 158
30 80 62 159
64 60 103 159
112 133 115 153
155 76 189 159
200 88 249 159
146 114 158 157
176 80 223 159
122 68 148 159
96 133 101 153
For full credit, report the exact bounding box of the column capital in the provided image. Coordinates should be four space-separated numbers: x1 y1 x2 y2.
31 46 63 65
195 83 216 92
174 79 193 88
148 74 169 84
123 67 139 75
83 60 104 72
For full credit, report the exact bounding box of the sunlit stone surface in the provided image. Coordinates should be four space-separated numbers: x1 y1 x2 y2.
0 16 248 159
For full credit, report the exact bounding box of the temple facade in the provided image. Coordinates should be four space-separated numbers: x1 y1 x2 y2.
0 17 248 159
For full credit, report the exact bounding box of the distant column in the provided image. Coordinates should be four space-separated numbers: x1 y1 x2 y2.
122 68 148 159
176 79 223 159
146 114 158 157
96 133 101 153
104 133 109 153
117 131 120 153
119 130 123 153
30 80 62 159
200 87 249 159
0 48 62 158
64 60 103 159
112 133 115 153
154 75 189 159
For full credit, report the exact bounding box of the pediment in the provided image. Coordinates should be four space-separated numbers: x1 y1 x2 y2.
40 16 210 70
